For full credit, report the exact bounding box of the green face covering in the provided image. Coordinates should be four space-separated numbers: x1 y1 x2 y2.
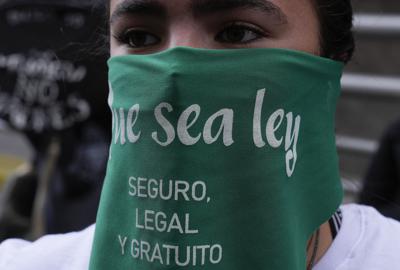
89 47 344 270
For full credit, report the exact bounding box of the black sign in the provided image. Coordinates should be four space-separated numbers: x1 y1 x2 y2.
0 0 109 133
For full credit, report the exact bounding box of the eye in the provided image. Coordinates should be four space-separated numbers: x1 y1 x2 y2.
114 28 160 48
215 23 266 44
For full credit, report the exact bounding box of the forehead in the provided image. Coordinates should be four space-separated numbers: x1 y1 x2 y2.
109 0 314 22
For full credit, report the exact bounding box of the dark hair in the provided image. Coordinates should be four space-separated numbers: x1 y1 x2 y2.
314 0 355 63
104 0 355 63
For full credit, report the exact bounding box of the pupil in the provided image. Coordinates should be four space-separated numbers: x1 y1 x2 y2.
226 27 245 42
129 32 147 47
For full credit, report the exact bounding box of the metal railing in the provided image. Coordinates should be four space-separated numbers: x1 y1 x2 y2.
343 14 400 97
342 177 362 194
341 73 400 97
354 13 400 35
339 13 400 200
336 135 378 155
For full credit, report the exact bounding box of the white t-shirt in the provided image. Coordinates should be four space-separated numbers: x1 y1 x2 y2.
1 204 399 270
314 204 400 270
0 225 94 270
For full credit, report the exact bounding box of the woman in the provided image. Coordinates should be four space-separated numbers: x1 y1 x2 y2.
1 0 400 269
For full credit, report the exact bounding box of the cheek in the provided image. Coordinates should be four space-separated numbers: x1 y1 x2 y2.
270 0 321 56
110 39 127 57
285 24 321 56
290 9 320 55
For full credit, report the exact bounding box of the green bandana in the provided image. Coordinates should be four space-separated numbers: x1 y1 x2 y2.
89 47 344 270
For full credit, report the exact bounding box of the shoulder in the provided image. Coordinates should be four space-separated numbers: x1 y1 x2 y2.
0 224 95 270
315 204 400 270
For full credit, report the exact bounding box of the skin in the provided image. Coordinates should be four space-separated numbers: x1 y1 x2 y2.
109 0 334 266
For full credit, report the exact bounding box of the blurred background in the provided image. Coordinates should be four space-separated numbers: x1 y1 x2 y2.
0 0 110 241
338 0 400 210
0 0 399 240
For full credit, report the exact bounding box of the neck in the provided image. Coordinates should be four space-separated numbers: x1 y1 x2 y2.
306 221 333 269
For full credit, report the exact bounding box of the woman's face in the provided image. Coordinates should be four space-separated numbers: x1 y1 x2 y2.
109 0 320 57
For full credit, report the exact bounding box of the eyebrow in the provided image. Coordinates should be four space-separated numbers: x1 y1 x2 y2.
110 0 288 25
110 0 166 24
192 0 288 23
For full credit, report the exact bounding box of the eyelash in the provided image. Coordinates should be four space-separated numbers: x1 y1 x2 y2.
113 22 268 48
216 22 267 44
112 29 159 48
